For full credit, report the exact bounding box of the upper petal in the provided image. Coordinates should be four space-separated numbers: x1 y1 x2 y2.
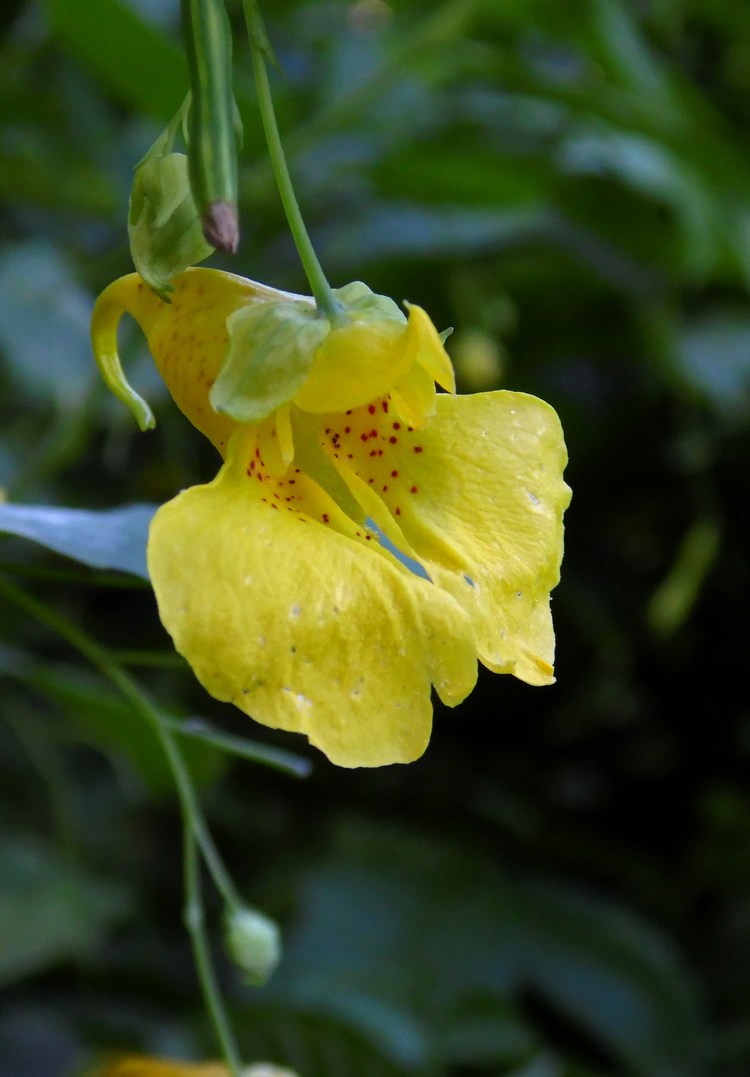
147 426 477 767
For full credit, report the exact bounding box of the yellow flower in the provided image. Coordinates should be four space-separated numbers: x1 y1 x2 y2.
91 269 570 767
95 1058 227 1076
95 1058 297 1077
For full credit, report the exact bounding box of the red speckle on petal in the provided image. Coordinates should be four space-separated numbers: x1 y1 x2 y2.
410 485 418 494
395 506 401 515
368 404 377 415
360 433 369 443
322 513 330 523
382 485 388 492
392 422 401 430
391 470 399 478
381 400 389 413
389 436 398 444
414 445 423 453
344 426 351 434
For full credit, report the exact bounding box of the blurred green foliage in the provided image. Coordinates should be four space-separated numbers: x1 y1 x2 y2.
2 0 750 1074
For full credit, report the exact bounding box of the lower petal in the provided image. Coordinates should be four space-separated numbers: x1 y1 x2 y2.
393 392 570 684
321 392 570 685
147 428 477 767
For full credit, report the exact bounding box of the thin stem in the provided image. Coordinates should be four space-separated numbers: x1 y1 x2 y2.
242 0 340 318
0 574 244 1069
183 822 243 1077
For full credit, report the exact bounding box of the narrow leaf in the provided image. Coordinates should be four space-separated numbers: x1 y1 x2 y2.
0 503 156 579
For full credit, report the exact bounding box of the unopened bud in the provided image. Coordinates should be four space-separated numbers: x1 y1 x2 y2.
243 1067 300 1077
224 907 281 986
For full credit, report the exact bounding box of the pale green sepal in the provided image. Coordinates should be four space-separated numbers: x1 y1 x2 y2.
128 151 214 302
210 300 328 423
333 280 405 323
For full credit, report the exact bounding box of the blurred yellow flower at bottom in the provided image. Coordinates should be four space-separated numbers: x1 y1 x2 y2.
97 1057 298 1077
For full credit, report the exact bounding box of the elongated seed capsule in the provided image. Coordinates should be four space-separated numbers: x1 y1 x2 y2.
182 0 239 252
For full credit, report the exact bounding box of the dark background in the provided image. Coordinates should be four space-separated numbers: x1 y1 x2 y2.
2 1 750 1074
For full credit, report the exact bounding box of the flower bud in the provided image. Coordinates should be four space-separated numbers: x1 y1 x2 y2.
224 906 281 986
128 150 214 301
243 1067 300 1077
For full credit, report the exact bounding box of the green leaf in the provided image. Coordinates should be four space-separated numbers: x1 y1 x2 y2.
261 823 707 1076
509 878 707 1077
324 202 548 268
0 503 155 579
15 661 222 797
166 716 313 778
0 835 130 987
676 309 750 418
0 242 95 409
44 0 188 121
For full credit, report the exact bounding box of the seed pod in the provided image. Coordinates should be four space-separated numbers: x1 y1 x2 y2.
182 0 239 252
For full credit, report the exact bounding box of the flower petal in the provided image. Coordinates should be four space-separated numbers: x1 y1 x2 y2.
292 316 411 414
96 1058 227 1076
147 428 478 767
321 391 570 685
403 302 455 392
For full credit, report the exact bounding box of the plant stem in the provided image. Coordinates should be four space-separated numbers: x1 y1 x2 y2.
0 574 244 1072
242 0 340 318
184 821 244 1077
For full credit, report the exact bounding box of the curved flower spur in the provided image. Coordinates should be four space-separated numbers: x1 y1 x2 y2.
92 268 570 767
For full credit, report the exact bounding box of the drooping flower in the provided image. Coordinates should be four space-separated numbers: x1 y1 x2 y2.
91 269 570 767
